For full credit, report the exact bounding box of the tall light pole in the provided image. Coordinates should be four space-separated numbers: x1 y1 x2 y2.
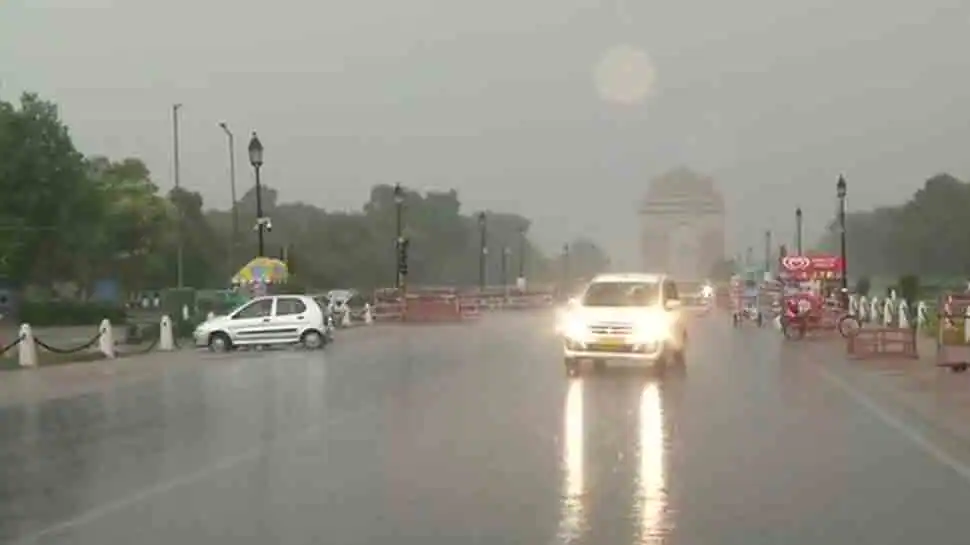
394 183 405 289
764 229 772 276
517 225 527 290
837 175 848 307
172 103 184 288
247 132 266 257
478 212 487 291
795 207 803 255
218 122 239 271
501 246 510 294
562 243 571 286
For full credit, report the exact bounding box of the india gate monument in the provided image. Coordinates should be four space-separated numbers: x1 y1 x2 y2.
639 168 726 281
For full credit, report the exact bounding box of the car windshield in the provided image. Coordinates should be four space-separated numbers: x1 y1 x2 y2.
581 281 660 307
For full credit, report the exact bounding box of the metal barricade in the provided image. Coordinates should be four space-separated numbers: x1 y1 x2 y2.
847 327 917 359
935 293 970 371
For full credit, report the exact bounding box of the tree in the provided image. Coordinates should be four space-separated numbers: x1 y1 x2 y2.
82 156 175 290
0 93 94 285
0 90 613 295
816 173 970 280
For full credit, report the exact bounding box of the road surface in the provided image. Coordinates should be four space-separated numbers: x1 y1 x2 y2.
2 312 970 544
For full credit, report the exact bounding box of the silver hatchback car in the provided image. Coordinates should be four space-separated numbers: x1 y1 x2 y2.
194 295 330 351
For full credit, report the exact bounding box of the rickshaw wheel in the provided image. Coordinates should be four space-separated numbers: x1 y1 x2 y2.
783 321 806 340
838 315 861 338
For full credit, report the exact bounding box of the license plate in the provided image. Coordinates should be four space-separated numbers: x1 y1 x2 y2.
595 336 626 346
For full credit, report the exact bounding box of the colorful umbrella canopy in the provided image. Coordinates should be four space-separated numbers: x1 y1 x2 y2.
232 257 289 285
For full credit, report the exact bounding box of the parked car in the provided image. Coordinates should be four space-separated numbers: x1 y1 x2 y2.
193 295 329 351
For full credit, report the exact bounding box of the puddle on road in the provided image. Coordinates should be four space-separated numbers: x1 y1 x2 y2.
556 378 673 543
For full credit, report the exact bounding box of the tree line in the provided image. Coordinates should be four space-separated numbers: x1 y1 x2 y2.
816 173 970 281
0 92 610 296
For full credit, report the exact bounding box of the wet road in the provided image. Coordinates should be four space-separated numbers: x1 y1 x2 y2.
3 313 970 544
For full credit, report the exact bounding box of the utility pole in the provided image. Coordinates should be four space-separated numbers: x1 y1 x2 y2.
172 104 184 289
764 230 772 276
219 122 239 272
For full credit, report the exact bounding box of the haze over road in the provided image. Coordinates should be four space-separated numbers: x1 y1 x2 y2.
2 313 969 544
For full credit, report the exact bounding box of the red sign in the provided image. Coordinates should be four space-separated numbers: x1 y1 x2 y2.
780 254 843 280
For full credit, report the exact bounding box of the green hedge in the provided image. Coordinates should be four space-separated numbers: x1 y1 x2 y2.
19 301 128 327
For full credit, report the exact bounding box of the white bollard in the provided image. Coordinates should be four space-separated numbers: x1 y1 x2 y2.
159 315 175 351
17 323 37 368
890 289 897 302
773 315 782 330
206 311 215 321
898 300 910 329
917 301 929 330
99 318 115 359
858 296 869 322
870 298 880 324
883 298 894 327
181 304 190 321
364 303 374 325
342 310 352 328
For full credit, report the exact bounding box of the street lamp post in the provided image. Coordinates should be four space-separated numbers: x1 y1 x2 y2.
394 183 405 289
218 122 239 270
837 175 848 307
247 132 266 257
795 207 803 255
478 212 487 291
501 246 510 295
172 103 184 288
764 229 772 277
517 226 526 291
562 243 571 287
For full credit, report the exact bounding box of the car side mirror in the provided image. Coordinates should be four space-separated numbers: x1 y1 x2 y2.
664 299 682 310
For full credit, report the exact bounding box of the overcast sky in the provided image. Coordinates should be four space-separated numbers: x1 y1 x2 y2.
2 0 969 268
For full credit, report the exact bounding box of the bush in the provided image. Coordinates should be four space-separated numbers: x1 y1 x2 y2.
19 301 128 327
898 274 920 306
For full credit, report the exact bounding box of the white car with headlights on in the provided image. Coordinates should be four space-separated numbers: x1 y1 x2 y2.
557 273 687 376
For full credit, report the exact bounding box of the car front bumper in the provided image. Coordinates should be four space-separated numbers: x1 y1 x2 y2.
562 336 665 362
193 330 210 347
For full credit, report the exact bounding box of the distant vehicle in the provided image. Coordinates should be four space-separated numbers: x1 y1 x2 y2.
557 273 688 376
326 289 368 324
193 295 329 351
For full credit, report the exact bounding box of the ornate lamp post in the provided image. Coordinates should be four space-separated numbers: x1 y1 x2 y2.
394 183 405 288
247 132 266 257
478 212 487 291
837 175 848 307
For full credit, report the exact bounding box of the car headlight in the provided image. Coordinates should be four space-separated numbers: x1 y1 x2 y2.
633 312 672 342
557 313 589 340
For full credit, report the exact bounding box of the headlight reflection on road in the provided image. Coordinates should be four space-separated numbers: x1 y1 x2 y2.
636 381 669 542
557 378 586 541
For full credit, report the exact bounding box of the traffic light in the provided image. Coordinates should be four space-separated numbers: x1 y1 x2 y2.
397 238 409 276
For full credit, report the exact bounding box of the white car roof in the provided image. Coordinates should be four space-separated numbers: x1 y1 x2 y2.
589 273 666 284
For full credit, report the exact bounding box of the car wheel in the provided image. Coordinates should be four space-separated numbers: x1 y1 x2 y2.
301 330 325 349
208 332 232 352
564 357 580 377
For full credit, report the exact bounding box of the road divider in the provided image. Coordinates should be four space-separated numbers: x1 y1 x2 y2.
847 327 918 360
0 315 183 369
